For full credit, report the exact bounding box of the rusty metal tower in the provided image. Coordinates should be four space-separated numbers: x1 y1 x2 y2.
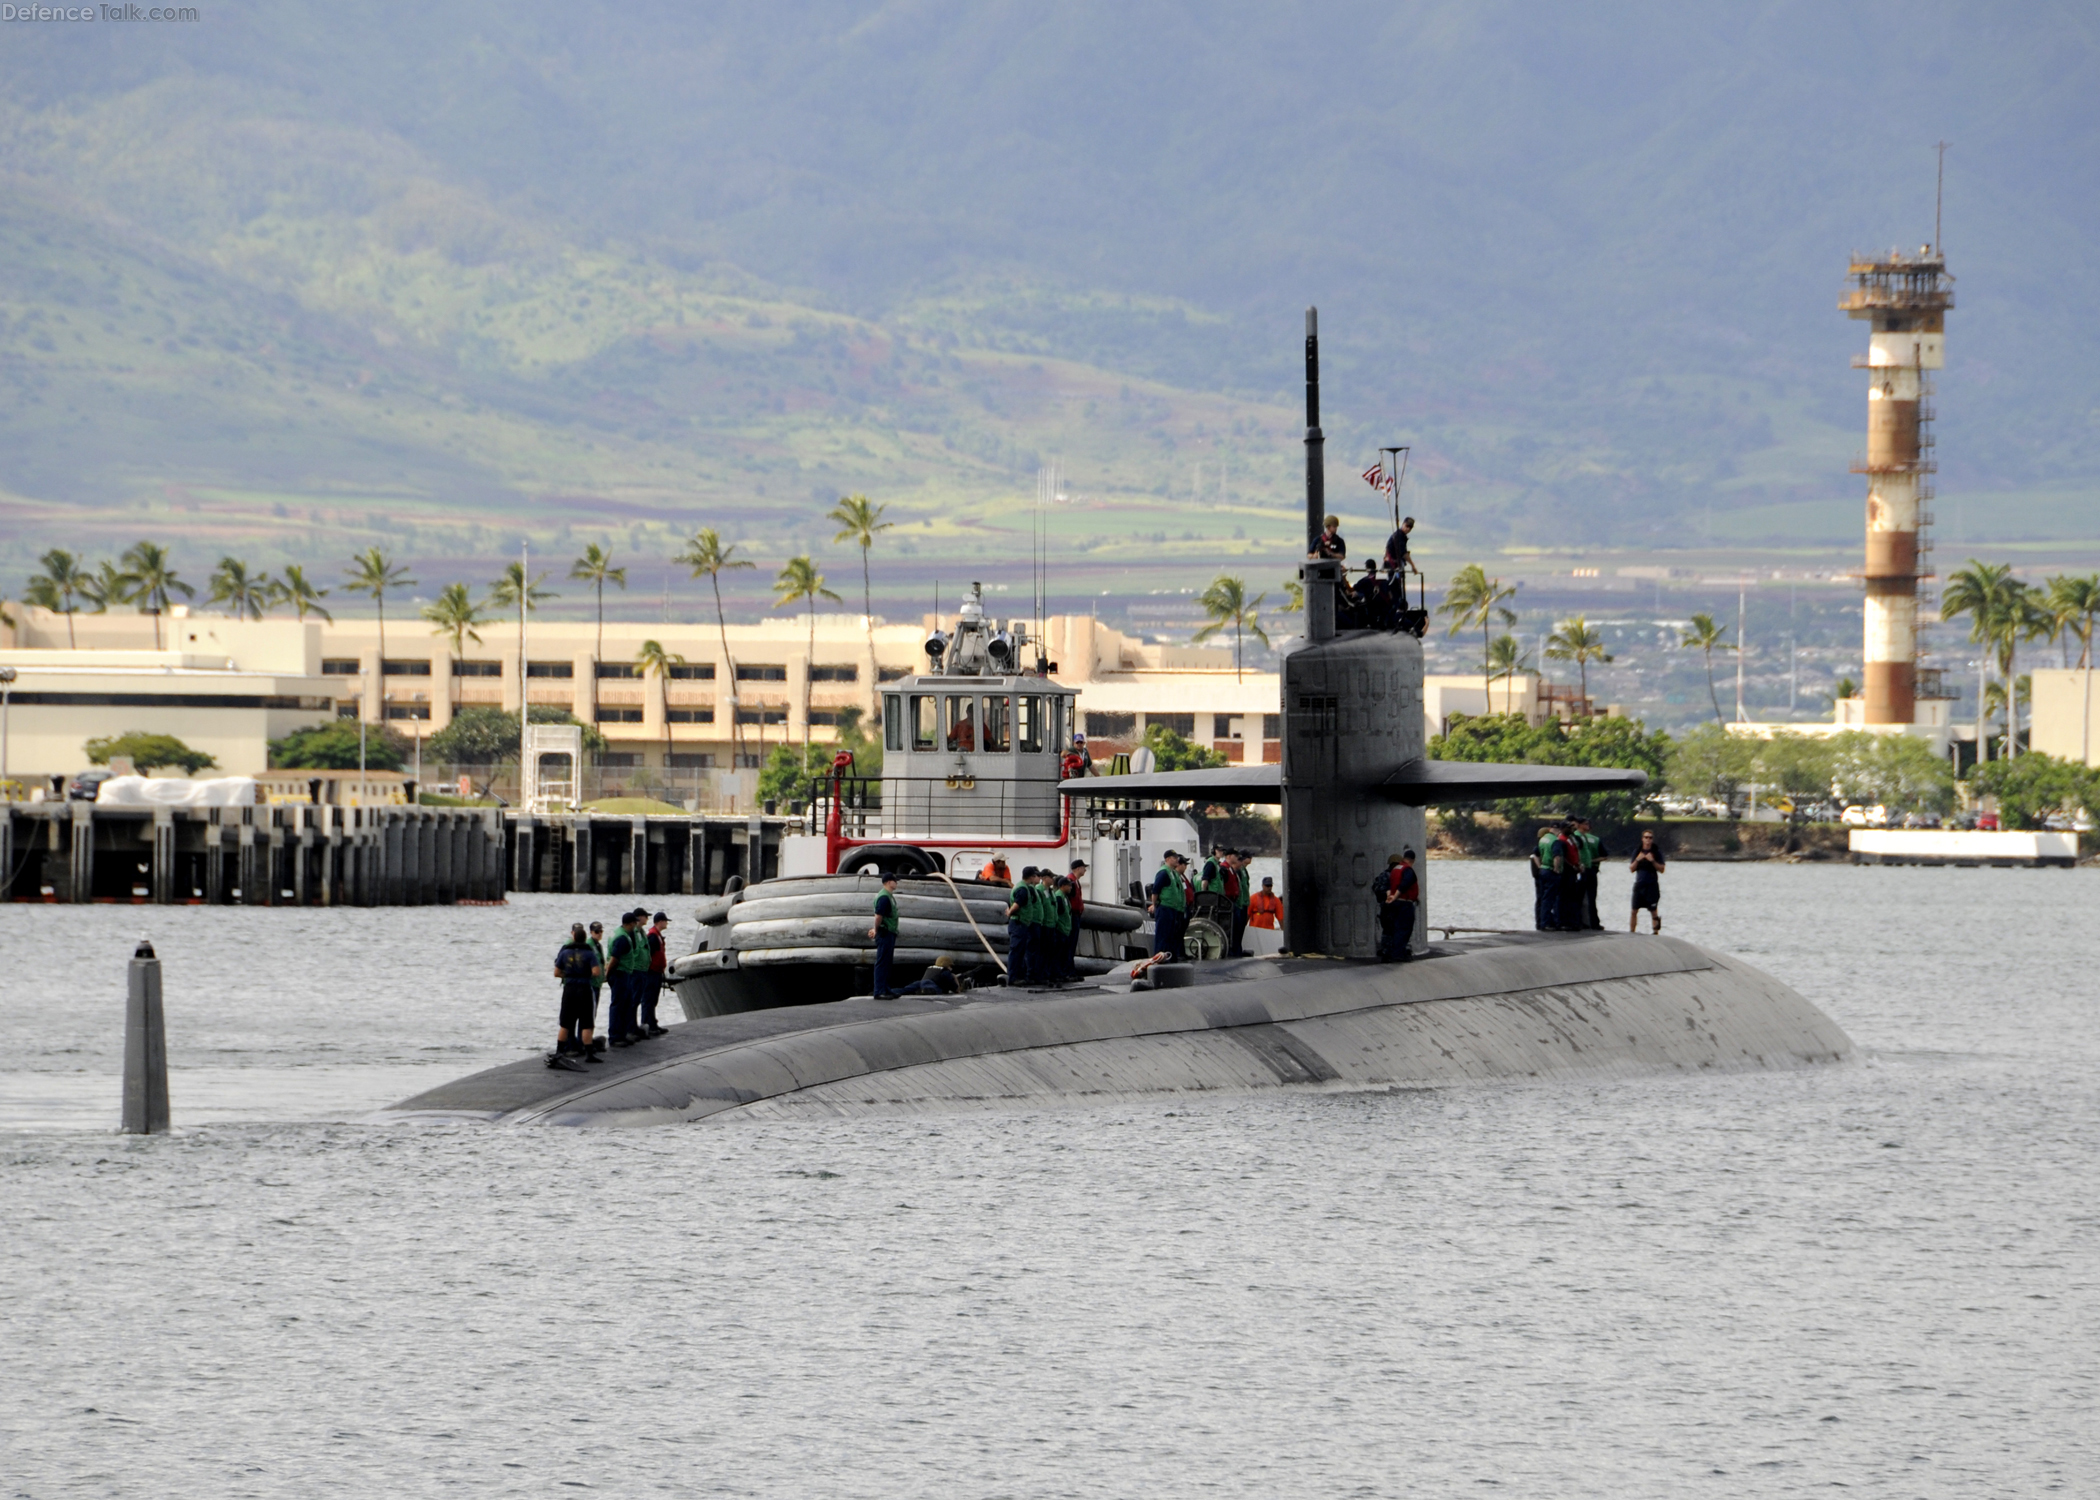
1841 246 1952 724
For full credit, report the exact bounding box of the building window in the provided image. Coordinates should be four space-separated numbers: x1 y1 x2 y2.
595 662 639 680
667 708 715 724
877 666 911 682
381 659 432 677
336 703 359 719
597 752 641 769
735 707 788 725
527 661 575 679
1147 713 1195 738
810 665 858 682
736 664 787 682
807 711 841 727
321 658 360 675
910 695 938 750
385 704 432 721
667 753 716 770
669 663 715 680
1086 711 1136 739
733 753 764 769
1262 714 1281 740
455 660 502 678
595 707 644 723
979 696 1010 752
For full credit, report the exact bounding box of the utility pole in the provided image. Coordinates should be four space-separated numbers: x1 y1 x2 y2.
519 539 530 798
1736 582 1748 723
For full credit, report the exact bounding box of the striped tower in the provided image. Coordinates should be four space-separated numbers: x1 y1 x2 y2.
1842 250 1952 724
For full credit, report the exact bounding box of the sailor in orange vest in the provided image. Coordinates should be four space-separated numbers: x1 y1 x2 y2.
1247 876 1283 931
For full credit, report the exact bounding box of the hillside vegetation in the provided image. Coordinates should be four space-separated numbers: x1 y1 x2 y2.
1 1 2095 602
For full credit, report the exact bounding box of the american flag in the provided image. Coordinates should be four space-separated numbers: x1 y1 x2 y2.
1361 463 1394 495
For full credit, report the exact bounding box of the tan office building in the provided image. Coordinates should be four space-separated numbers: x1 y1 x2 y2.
3 604 1553 787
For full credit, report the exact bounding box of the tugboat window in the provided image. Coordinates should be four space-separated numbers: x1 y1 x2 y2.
981 696 1011 752
910 695 938 750
1017 696 1045 753
945 695 977 751
884 695 903 751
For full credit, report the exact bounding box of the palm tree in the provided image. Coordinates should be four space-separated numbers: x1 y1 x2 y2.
826 494 893 625
208 556 273 622
1281 577 1304 614
676 528 756 766
421 584 487 711
271 565 334 623
1544 615 1613 712
1943 561 2019 762
1440 563 1518 677
489 560 557 616
637 639 686 769
25 548 90 647
1679 612 1733 725
772 555 841 765
2001 582 2047 758
81 559 139 617
1486 634 1530 715
1192 575 1270 682
2043 573 2100 670
344 548 417 664
121 541 194 649
568 543 627 663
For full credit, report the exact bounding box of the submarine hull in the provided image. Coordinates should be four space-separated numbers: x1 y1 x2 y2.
390 933 1852 1127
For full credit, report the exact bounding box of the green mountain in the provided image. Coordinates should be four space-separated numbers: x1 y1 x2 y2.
2 1 2095 610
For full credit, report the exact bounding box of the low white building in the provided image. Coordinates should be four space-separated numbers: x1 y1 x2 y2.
0 618 335 783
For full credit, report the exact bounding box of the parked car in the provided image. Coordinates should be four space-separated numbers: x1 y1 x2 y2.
1840 804 1892 828
66 769 114 802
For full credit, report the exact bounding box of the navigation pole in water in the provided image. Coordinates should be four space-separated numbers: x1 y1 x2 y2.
1304 306 1324 557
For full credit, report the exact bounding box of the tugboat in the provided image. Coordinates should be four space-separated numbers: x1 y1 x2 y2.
667 582 1196 1016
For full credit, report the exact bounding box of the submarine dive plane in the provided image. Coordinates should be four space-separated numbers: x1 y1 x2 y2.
392 309 1852 1127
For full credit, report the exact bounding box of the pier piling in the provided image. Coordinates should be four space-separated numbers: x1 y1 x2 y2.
121 938 170 1135
2 803 786 906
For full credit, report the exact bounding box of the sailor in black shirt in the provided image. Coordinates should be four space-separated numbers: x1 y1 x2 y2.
1312 514 1346 561
1382 516 1419 607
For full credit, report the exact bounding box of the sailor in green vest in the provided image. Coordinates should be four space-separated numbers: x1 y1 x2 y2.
606 909 652 1045
1045 874 1074 982
586 921 609 1048
1228 849 1253 957
1006 865 1038 986
1533 826 1564 930
1147 850 1190 962
866 871 901 998
1573 816 1606 930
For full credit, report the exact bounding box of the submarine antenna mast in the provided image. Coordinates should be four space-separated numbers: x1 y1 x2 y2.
1304 307 1324 556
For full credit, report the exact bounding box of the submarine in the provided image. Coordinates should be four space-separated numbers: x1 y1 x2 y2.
391 309 1852 1127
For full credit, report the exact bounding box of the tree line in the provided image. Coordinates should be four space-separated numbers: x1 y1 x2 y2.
22 495 897 771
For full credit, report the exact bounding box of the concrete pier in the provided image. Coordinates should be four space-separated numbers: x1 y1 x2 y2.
1 803 790 905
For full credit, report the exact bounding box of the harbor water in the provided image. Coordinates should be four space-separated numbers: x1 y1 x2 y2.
3 861 2095 1495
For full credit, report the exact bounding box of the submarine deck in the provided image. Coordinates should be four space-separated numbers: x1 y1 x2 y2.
391 931 1852 1126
